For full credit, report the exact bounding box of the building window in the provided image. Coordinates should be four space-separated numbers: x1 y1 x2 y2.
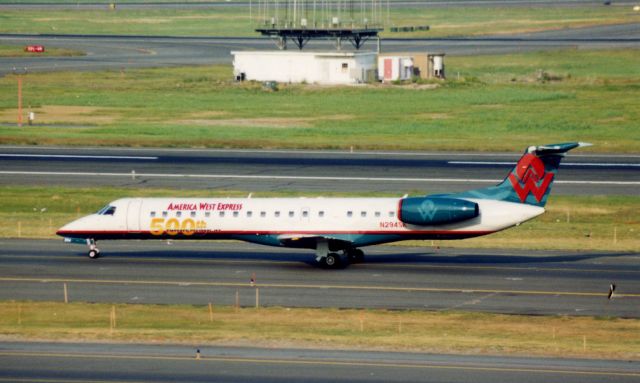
341 62 348 72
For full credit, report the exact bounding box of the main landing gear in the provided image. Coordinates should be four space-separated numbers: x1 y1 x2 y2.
86 238 100 259
315 240 365 268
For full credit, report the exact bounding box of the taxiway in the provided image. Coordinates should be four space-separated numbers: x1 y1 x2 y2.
1 146 638 194
0 239 638 317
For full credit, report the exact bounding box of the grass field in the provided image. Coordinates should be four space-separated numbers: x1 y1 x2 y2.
1 301 638 359
1 186 637 251
0 5 638 37
0 48 639 152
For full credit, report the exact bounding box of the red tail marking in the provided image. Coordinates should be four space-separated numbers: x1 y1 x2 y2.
508 154 554 203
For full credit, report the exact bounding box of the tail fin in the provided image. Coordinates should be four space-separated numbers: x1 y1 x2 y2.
452 142 590 207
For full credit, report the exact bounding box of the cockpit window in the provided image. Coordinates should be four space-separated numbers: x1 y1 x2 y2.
97 205 116 215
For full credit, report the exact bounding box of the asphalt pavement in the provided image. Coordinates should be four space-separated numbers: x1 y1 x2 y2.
0 341 638 383
0 146 638 194
1 22 639 75
1 238 638 317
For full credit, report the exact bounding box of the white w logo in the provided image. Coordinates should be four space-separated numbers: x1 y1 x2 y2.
417 199 438 221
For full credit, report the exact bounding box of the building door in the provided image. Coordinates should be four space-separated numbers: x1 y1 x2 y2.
384 58 393 80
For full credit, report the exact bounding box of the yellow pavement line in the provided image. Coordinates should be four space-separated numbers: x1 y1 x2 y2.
0 276 638 298
0 351 638 377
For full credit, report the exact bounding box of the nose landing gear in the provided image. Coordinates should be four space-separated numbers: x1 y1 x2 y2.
86 238 100 259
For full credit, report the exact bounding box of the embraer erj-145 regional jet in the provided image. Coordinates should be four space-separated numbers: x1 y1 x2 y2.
58 142 588 267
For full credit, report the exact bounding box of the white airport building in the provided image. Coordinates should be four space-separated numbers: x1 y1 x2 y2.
232 51 377 85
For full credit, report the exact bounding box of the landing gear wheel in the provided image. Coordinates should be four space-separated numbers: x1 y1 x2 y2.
88 249 100 259
347 249 365 263
324 253 341 268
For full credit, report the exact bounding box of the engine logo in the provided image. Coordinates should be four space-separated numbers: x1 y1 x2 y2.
418 199 437 221
508 154 554 203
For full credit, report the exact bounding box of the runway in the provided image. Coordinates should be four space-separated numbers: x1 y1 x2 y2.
1 238 638 317
1 22 639 75
0 341 638 383
4 0 639 10
0 146 638 195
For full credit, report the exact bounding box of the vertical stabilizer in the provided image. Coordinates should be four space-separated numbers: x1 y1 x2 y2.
451 142 590 207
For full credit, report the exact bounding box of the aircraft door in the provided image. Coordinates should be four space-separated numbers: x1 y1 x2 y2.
126 199 143 232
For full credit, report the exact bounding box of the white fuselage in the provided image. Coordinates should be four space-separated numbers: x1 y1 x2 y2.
58 197 545 248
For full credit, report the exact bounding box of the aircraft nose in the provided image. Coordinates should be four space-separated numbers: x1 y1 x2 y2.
56 217 87 237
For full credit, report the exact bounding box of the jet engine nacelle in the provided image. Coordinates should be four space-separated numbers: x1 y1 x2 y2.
398 197 479 226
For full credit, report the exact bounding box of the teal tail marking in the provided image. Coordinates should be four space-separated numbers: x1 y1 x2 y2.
450 142 590 207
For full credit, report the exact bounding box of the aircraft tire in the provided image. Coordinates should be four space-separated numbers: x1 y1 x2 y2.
88 249 100 259
324 253 340 268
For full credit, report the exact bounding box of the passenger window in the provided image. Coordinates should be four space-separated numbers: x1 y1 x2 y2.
233 211 239 217
275 211 280 217
289 211 294 218
260 211 266 217
205 211 211 218
319 211 325 217
162 211 168 218
302 211 308 218
347 211 353 217
219 211 225 217
176 211 182 218
361 211 367 217
375 211 381 217
389 211 395 217
247 211 253 217
190 211 196 218
150 211 156 217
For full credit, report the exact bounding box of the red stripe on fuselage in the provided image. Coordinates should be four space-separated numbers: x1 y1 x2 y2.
57 229 494 237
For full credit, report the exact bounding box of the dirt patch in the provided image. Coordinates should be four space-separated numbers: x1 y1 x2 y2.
476 104 505 109
185 111 229 119
597 116 626 124
172 115 353 128
0 105 127 125
548 206 614 215
415 113 450 120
